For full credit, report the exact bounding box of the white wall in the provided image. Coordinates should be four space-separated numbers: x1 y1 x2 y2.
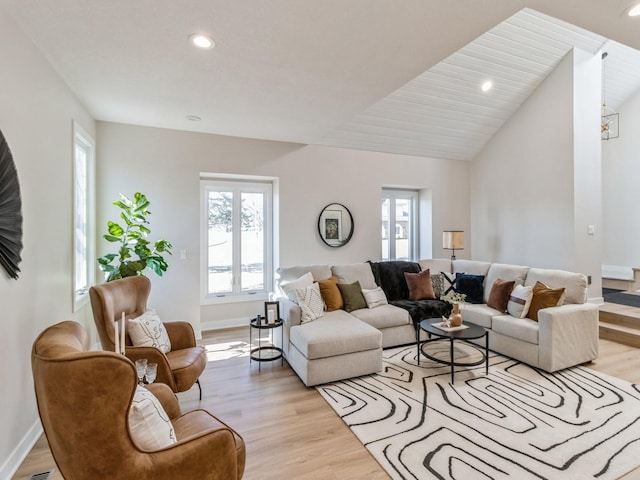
573 49 603 296
0 10 96 478
96 122 470 331
471 49 602 298
602 88 640 268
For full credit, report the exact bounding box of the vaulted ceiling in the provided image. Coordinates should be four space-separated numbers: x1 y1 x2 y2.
2 0 640 161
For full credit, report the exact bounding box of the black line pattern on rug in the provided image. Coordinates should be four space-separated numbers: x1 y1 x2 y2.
318 345 640 480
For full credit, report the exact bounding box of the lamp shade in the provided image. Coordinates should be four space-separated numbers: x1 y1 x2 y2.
443 231 464 250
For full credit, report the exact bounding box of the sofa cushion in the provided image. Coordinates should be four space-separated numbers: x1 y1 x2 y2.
486 279 515 313
350 304 411 329
390 299 451 325
296 283 325 323
452 259 491 276
404 269 435 300
492 314 539 345
458 303 497 329
289 311 382 360
362 287 388 309
527 281 565 322
337 281 367 312
317 276 343 312
524 268 587 305
418 258 451 274
331 263 378 290
369 260 421 301
507 284 533 318
455 273 485 304
484 263 529 303
277 265 332 283
280 272 314 303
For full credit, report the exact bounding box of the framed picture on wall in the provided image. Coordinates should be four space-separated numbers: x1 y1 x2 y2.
320 209 342 245
264 301 280 324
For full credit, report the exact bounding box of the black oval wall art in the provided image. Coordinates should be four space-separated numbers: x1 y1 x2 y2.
0 129 23 279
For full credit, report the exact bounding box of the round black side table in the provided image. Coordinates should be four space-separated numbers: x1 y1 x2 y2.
249 316 284 371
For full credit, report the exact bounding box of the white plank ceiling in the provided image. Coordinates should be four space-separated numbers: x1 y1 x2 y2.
319 9 640 161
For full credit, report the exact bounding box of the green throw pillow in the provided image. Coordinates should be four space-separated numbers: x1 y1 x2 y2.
337 281 367 312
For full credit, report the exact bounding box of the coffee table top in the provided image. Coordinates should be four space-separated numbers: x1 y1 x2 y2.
419 318 486 340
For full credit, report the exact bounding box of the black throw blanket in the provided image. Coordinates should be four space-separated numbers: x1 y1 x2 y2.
368 260 452 325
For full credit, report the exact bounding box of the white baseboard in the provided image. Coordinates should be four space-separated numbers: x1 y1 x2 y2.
0 419 43 479
589 296 604 304
200 316 248 333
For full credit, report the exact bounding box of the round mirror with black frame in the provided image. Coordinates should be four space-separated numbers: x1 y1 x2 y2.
318 203 353 248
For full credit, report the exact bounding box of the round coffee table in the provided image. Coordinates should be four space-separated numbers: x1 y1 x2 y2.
417 318 489 384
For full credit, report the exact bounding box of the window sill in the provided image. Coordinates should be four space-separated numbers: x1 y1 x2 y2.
201 293 269 306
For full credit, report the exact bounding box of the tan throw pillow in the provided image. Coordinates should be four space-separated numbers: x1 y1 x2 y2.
404 269 435 301
317 276 343 312
527 281 566 321
487 278 515 313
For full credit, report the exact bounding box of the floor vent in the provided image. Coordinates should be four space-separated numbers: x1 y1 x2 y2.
29 470 55 480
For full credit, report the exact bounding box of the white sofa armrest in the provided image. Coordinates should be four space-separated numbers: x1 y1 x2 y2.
278 296 302 327
537 303 599 372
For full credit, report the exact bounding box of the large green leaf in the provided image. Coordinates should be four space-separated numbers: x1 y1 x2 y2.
107 221 124 237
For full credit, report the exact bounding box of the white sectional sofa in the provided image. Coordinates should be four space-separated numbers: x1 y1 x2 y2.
276 259 599 387
446 259 600 373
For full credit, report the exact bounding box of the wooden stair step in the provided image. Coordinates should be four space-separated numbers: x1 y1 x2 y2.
599 321 640 348
599 308 640 329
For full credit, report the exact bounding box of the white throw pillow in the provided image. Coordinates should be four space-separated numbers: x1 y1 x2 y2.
362 287 388 308
507 285 534 319
127 309 171 353
128 385 177 450
280 272 314 303
295 283 325 323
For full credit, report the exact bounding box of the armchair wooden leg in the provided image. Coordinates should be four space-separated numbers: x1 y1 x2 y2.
197 378 202 401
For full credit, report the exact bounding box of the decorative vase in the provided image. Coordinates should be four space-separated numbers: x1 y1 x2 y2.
449 303 463 327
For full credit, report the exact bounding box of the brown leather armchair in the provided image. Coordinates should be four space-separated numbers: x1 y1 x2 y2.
89 276 207 399
32 321 245 480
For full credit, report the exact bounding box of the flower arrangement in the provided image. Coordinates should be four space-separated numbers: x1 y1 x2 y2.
440 290 466 305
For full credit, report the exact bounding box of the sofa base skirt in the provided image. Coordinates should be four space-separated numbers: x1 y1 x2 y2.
470 329 539 369
380 324 418 348
286 344 382 387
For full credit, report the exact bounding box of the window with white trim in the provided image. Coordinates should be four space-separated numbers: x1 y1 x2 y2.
201 179 273 302
381 189 418 261
73 122 95 311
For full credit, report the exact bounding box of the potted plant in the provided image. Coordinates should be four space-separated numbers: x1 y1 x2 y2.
97 192 173 282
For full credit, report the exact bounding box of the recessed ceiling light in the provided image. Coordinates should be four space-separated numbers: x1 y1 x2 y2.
628 3 640 16
481 81 493 92
186 115 202 122
189 34 215 50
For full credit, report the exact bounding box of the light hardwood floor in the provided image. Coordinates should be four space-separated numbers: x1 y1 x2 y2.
13 324 640 480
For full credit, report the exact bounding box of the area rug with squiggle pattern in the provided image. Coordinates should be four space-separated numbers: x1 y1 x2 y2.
317 345 640 480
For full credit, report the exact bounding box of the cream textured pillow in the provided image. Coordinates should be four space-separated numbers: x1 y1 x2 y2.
507 285 534 319
127 309 171 354
362 287 388 308
128 385 177 451
296 283 325 323
280 272 314 303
